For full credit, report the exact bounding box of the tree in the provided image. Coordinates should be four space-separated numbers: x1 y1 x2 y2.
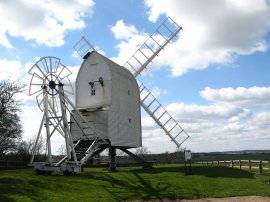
0 80 25 157
135 146 149 156
17 134 45 156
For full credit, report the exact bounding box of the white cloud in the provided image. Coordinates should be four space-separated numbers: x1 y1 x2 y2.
110 20 149 66
166 102 244 121
201 86 270 107
129 0 270 77
0 0 95 48
111 20 138 40
140 84 270 152
0 59 22 81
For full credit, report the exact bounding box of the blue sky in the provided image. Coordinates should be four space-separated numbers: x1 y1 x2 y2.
1 0 270 153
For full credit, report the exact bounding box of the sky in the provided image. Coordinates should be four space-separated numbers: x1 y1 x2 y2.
1 0 270 154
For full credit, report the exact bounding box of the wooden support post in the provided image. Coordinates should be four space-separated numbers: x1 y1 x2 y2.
239 160 241 169
231 160 234 167
259 160 263 174
249 160 251 172
108 147 117 172
217 161 219 166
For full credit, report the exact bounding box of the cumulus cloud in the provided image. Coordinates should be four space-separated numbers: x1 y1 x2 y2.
110 20 149 66
0 59 22 81
111 0 270 77
140 84 270 152
201 86 270 107
0 0 95 48
111 20 138 40
166 102 245 121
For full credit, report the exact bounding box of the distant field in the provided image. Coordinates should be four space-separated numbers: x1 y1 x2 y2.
194 153 270 161
0 164 270 201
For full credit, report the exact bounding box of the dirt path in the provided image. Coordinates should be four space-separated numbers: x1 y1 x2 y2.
131 196 270 202
180 196 270 202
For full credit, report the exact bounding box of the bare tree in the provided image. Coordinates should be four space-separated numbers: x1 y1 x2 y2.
0 80 25 157
17 134 45 156
135 146 150 156
57 144 67 156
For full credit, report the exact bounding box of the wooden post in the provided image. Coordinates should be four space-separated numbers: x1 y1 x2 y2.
231 160 234 167
239 160 241 169
249 160 251 172
224 160 226 167
259 160 263 174
218 161 219 166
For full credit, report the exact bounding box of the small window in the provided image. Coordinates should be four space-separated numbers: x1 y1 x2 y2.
91 89 96 96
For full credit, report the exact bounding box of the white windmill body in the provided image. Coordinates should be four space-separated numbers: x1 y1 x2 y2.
71 51 142 148
28 17 189 175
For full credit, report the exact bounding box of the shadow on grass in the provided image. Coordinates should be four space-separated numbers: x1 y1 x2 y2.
79 172 188 201
0 177 47 202
130 164 255 179
0 170 62 202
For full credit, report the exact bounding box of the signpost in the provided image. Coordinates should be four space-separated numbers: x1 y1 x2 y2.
184 150 192 175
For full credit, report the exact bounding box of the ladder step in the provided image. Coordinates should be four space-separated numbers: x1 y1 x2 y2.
156 30 169 42
147 98 156 108
163 117 172 126
138 49 149 60
133 55 143 66
150 36 161 47
161 23 175 35
144 42 155 54
141 92 151 103
172 129 184 140
168 123 178 132
152 104 161 114
127 61 137 72
157 111 167 121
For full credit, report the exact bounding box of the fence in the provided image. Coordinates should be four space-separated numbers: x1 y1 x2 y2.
0 161 28 170
195 160 270 174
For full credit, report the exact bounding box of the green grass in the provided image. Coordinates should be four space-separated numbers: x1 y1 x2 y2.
0 164 270 201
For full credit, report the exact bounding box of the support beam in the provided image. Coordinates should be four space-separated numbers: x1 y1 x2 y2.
108 146 117 172
120 148 153 169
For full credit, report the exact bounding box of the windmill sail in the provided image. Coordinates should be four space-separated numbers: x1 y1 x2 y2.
140 84 189 147
124 16 182 77
123 17 189 148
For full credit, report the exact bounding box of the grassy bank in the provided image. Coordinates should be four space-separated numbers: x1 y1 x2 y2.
0 164 270 201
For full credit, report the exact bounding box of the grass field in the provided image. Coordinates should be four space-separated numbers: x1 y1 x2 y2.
0 164 270 201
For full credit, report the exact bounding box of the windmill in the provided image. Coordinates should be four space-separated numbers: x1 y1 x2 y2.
28 16 189 175
72 17 189 169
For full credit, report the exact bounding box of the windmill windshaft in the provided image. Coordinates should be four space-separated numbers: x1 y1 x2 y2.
140 84 189 147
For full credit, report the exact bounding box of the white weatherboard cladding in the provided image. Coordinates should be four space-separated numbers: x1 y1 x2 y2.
108 67 142 147
76 53 111 109
73 51 141 148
